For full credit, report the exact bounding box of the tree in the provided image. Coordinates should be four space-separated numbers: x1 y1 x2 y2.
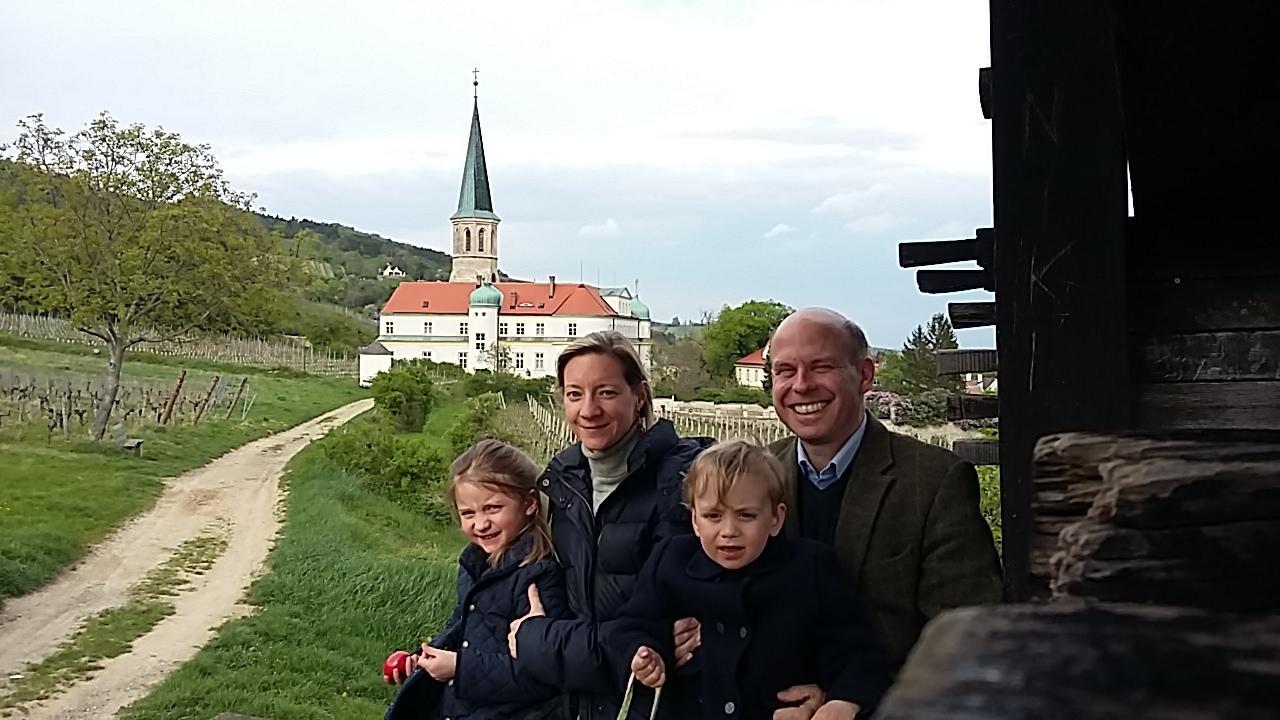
701 299 793 378
370 359 437 431
2 112 287 440
898 313 964 394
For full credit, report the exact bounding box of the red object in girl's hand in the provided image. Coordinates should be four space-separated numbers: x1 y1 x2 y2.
383 650 411 681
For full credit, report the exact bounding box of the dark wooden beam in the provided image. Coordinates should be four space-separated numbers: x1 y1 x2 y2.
953 439 999 466
946 393 1000 421
916 269 993 294
988 0 1132 600
1140 330 1280 382
899 228 994 269
937 349 999 375
1136 381 1280 431
978 66 993 119
949 302 996 329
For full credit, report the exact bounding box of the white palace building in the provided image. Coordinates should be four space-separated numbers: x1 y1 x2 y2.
358 92 652 386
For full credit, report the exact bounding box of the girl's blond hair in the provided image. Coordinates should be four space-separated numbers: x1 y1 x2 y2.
555 330 656 430
446 439 554 566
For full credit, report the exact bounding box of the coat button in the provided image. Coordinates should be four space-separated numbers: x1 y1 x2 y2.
447 679 454 686
461 640 469 648
739 626 747 639
715 622 725 634
541 479 550 487
724 701 736 714
468 603 475 611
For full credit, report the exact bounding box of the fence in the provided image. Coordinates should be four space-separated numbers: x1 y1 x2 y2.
0 312 356 377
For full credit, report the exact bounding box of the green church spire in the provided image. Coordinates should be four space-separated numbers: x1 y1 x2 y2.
452 89 499 221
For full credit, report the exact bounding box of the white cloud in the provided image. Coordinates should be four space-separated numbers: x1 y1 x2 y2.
577 218 620 238
845 213 903 235
812 183 895 215
763 223 795 239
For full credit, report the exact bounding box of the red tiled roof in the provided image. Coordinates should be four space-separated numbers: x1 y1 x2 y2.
381 281 619 317
735 347 767 367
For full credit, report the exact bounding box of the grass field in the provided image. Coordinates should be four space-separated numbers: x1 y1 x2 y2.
0 336 368 605
119 421 466 720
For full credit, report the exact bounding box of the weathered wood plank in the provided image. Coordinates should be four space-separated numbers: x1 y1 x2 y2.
899 238 978 268
947 301 996 329
915 269 993 294
878 604 1280 720
936 349 998 375
945 393 999 421
1131 275 1280 332
1140 330 1280 381
1091 458 1280 528
1136 381 1280 430
952 439 998 466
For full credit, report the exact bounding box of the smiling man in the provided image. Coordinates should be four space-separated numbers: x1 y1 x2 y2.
767 307 1003 675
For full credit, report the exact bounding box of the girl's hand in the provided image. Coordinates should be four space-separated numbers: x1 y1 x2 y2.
418 646 457 681
812 700 861 720
773 684 827 719
387 652 419 685
631 646 666 689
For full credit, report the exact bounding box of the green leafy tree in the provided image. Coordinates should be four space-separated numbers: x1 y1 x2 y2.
899 313 963 394
370 359 437 431
2 112 288 440
701 300 793 378
876 349 909 394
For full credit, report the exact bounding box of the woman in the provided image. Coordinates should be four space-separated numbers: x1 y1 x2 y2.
507 330 712 720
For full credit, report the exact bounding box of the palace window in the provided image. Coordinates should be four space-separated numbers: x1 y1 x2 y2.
515 352 525 369
423 321 432 335
516 323 525 336
460 322 469 335
458 351 468 369
475 332 486 351
422 350 432 359
568 323 578 336
383 321 394 335
535 322 545 336
499 322 508 336
534 352 544 370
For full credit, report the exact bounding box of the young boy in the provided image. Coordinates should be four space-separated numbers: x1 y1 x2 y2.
608 440 888 720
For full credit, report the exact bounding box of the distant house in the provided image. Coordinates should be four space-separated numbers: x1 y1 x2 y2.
381 263 406 278
734 346 768 389
965 372 998 394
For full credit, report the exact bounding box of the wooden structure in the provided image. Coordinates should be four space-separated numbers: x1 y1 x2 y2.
898 0 1280 601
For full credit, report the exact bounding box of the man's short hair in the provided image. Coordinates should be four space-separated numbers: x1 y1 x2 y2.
682 439 788 509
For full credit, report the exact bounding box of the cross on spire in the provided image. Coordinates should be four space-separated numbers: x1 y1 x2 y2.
472 67 479 98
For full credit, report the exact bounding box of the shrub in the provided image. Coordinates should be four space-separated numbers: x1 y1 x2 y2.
977 465 1002 553
463 371 554 402
447 393 506 457
692 385 772 407
899 388 948 427
370 360 437 431
321 413 452 524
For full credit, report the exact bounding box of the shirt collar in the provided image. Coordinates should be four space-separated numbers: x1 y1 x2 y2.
796 412 868 490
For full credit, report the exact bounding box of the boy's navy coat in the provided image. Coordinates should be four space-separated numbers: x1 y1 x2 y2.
609 534 890 720
514 419 713 720
386 530 569 720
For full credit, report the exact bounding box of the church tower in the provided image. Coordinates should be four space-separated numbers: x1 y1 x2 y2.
448 78 501 283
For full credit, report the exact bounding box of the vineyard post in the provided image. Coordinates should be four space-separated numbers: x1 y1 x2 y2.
160 370 187 425
225 377 249 420
192 375 221 425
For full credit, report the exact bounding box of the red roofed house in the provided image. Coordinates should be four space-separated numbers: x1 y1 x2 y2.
359 91 651 385
734 346 768 389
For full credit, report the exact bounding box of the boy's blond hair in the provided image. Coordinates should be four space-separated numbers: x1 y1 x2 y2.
681 439 788 509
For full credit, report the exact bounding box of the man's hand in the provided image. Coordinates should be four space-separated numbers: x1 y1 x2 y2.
812 700 861 720
418 646 458 682
773 684 827 720
672 617 701 668
631 646 667 689
507 584 546 658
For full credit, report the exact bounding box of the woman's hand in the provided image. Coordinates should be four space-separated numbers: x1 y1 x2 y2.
772 684 827 720
672 617 701 668
631 646 666 688
507 584 546 658
418 646 457 682
812 700 861 720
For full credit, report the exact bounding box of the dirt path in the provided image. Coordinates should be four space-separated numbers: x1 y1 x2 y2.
0 398 374 719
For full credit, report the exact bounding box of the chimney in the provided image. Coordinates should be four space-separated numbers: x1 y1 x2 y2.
510 290 518 308
548 275 556 297
475 274 483 287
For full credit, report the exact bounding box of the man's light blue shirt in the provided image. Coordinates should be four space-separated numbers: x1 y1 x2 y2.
796 413 868 490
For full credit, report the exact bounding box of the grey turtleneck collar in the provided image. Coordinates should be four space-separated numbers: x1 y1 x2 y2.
582 423 643 512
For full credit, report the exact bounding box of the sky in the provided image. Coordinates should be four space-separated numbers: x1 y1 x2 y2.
2 0 997 349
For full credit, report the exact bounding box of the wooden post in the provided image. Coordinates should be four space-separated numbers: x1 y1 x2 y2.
988 0 1132 599
192 375 220 425
159 369 186 426
225 377 249 420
